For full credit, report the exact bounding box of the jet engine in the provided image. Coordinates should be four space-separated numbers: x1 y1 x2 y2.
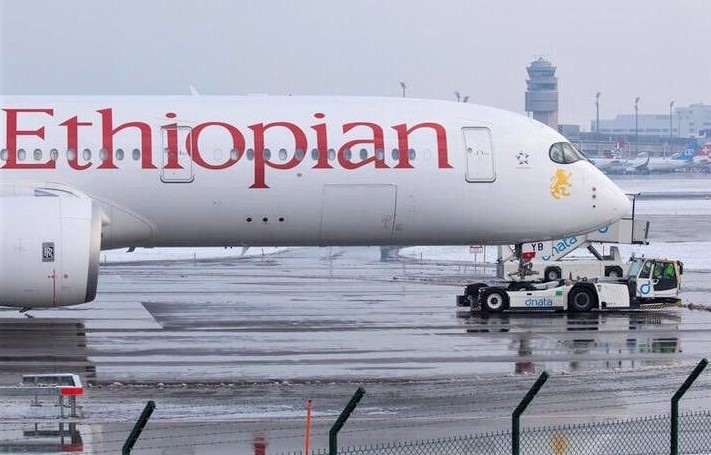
0 191 102 309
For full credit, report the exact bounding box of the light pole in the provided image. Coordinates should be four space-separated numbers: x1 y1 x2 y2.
669 101 675 154
634 97 640 155
399 81 406 98
595 92 601 155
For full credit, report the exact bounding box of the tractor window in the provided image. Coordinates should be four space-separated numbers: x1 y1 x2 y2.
655 261 679 292
652 263 664 280
639 261 652 279
627 259 642 277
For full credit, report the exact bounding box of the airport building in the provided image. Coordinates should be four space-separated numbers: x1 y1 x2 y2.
591 104 711 140
522 59 709 156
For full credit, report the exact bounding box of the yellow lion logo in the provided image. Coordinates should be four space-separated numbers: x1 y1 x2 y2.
550 169 572 199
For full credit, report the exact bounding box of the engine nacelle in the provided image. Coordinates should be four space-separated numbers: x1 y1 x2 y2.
0 192 102 308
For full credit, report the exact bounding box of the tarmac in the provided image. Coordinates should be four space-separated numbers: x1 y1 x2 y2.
1 173 711 453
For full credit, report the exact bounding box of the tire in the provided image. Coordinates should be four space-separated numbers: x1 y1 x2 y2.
464 283 487 305
544 266 562 282
568 286 597 312
605 266 624 278
481 289 508 313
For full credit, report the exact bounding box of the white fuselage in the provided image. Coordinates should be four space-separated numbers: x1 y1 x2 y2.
1 96 629 249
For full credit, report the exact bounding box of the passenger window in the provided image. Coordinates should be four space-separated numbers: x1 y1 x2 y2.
67 149 76 161
278 148 288 161
18 148 26 161
82 149 92 161
246 149 255 161
391 148 399 160
359 148 368 160
132 148 141 161
116 148 125 161
408 148 416 160
263 149 271 160
0 149 6 160
99 148 108 161
343 149 352 160
295 149 305 160
33 148 43 161
50 149 59 161
375 149 384 160
310 148 319 161
549 142 586 164
327 148 336 161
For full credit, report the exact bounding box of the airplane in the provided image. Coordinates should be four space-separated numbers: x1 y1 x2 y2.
631 140 700 173
590 147 625 173
689 142 711 171
0 95 630 310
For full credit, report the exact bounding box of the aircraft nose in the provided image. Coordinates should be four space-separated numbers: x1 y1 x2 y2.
595 172 631 222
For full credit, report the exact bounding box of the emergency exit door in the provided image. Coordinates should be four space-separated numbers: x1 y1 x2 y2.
160 125 194 183
463 127 495 182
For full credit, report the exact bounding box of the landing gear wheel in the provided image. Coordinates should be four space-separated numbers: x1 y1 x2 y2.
568 287 596 312
481 289 508 313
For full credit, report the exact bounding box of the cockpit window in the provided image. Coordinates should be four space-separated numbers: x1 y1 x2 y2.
549 142 587 164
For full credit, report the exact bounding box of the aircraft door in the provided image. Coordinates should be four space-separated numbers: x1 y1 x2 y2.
463 127 495 182
160 125 194 183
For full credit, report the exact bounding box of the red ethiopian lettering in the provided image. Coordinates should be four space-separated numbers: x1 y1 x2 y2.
189 122 245 170
162 123 182 170
59 116 93 170
338 122 388 170
97 108 155 169
2 108 55 169
248 122 307 189
392 122 451 169
310 113 332 169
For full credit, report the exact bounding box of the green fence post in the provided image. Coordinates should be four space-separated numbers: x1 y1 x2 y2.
512 371 549 455
122 400 156 455
329 386 365 455
671 358 708 455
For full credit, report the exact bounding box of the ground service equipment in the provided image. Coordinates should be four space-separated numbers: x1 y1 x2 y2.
457 257 683 313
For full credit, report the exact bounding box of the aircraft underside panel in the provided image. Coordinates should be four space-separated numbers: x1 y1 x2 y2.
319 184 396 244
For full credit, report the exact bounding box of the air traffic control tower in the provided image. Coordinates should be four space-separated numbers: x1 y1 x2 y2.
525 58 558 130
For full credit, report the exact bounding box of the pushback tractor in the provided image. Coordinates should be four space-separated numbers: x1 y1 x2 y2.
457 257 683 313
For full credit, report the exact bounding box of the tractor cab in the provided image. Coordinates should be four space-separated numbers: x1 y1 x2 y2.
626 258 683 300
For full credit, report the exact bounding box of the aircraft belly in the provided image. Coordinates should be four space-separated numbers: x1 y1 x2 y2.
319 184 396 244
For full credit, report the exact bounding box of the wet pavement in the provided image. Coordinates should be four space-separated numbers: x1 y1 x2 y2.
1 174 711 453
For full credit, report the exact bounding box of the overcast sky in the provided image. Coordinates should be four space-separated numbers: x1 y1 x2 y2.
1 0 709 128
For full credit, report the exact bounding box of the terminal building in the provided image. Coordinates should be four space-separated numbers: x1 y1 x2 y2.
592 104 711 140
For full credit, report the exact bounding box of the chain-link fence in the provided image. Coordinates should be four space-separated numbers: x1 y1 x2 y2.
279 410 711 455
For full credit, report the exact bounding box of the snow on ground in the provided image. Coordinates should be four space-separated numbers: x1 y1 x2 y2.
99 246 290 263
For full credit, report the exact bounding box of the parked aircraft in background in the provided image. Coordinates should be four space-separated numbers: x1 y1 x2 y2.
640 140 700 173
589 149 625 173
690 142 711 170
0 96 630 309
